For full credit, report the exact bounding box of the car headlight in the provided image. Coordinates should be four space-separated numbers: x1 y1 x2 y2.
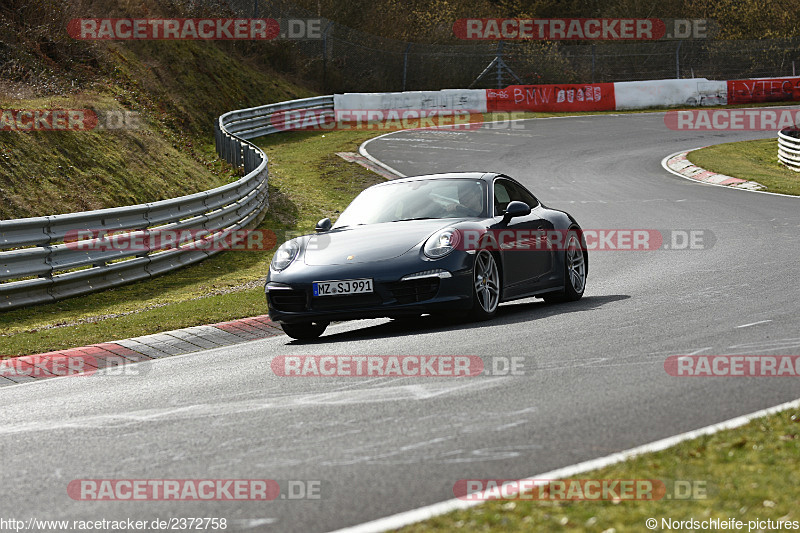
423 228 459 259
271 239 300 271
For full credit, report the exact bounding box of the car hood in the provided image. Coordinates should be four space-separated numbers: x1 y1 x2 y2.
303 219 459 266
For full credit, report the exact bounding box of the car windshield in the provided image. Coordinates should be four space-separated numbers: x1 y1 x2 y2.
334 178 488 227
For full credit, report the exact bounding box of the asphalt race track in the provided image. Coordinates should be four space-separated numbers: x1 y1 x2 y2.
2 111 799 532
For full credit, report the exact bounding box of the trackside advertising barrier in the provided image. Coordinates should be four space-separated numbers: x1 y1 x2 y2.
726 77 800 104
334 90 488 113
613 78 726 109
486 83 616 112
335 77 799 117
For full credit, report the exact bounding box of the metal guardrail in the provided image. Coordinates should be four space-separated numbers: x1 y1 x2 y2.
0 96 335 310
778 126 800 172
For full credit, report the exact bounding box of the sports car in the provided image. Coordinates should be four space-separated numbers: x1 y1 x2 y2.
265 172 587 339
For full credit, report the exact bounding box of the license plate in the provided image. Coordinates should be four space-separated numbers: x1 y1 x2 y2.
313 278 373 297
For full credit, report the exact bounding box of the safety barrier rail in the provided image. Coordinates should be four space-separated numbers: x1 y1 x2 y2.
778 126 800 172
0 96 334 310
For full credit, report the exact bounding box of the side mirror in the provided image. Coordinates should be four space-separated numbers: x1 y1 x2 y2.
315 218 332 232
502 201 531 222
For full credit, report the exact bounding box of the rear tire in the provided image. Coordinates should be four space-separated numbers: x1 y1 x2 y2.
543 229 586 303
281 321 329 340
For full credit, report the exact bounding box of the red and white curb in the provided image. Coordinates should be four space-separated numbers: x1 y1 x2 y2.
336 151 399 180
664 150 766 190
0 315 283 386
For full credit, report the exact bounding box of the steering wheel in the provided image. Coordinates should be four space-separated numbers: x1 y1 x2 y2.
449 203 478 216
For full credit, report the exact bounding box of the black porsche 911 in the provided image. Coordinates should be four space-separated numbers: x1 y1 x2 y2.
265 172 587 339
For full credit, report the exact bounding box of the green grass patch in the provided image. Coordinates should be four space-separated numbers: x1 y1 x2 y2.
687 138 800 196
0 129 384 356
0 37 315 220
396 407 800 532
0 92 237 219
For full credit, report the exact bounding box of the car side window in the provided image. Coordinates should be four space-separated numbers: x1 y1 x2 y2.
493 181 512 215
512 183 540 209
495 179 539 214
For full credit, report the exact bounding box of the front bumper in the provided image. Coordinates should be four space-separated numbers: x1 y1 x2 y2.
265 252 475 324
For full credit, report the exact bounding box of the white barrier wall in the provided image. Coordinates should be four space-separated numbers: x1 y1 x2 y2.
334 77 798 115
614 78 727 110
334 90 488 113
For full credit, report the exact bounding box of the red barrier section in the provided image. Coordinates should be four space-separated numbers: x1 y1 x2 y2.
726 77 800 105
486 84 616 112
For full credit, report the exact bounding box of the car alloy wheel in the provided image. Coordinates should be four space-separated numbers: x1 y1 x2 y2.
566 233 586 294
471 250 500 319
543 229 586 303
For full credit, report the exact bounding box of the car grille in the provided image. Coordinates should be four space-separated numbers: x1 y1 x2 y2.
387 278 440 304
310 293 383 310
268 290 307 312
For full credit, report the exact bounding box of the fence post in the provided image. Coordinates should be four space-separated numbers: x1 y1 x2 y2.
675 40 682 79
402 43 411 91
496 41 503 89
322 22 334 92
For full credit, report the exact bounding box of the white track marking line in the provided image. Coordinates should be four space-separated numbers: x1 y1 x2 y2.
328 397 800 533
359 133 407 177
736 320 773 328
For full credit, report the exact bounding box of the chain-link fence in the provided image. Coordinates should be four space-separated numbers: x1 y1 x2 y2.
2 0 797 94
200 1 800 91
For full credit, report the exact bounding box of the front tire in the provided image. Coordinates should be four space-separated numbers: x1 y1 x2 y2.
543 229 586 303
281 321 329 340
469 250 501 320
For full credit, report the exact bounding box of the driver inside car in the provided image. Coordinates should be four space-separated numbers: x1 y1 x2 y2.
453 182 484 216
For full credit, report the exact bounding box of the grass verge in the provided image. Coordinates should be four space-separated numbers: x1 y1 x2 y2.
396 406 800 532
0 92 237 218
0 129 384 356
687 138 800 196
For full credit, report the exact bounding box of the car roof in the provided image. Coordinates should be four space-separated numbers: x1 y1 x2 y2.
374 172 501 187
